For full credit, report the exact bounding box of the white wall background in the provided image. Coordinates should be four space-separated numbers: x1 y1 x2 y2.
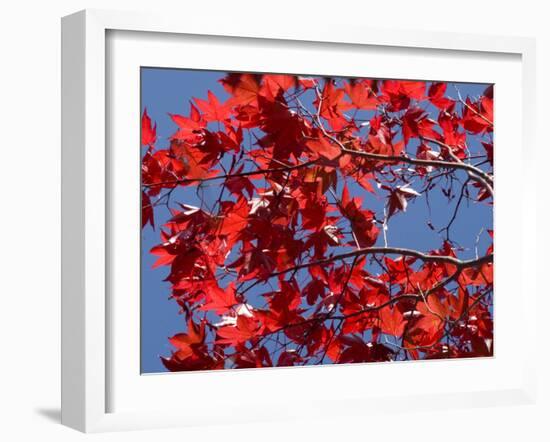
0 1 547 440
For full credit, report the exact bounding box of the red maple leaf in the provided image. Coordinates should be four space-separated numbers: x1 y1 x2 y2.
428 82 455 110
216 315 261 346
380 80 426 111
200 282 239 314
385 185 422 218
141 108 157 146
220 73 262 107
344 79 378 110
379 305 406 337
406 296 447 347
168 319 206 360
193 90 232 122
141 191 155 229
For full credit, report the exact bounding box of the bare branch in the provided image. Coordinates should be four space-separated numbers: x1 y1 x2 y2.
265 246 493 280
143 157 324 189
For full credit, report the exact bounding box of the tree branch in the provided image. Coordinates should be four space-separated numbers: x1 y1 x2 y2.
342 145 493 190
143 157 323 189
265 246 492 280
298 95 493 197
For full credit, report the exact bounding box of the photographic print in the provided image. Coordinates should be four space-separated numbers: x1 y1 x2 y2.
140 69 494 373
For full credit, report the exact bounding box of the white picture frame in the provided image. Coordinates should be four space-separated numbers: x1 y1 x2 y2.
61 9 537 433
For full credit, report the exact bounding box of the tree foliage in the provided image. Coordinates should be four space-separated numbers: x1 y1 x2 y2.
141 73 494 371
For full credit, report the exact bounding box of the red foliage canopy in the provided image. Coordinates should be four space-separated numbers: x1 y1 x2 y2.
141 73 494 371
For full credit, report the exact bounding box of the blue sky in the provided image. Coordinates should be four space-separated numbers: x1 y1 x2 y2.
140 67 493 373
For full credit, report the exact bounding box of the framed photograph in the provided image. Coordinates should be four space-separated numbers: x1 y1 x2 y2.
61 9 537 432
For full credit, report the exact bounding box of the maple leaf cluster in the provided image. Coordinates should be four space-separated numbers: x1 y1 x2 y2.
141 72 494 371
